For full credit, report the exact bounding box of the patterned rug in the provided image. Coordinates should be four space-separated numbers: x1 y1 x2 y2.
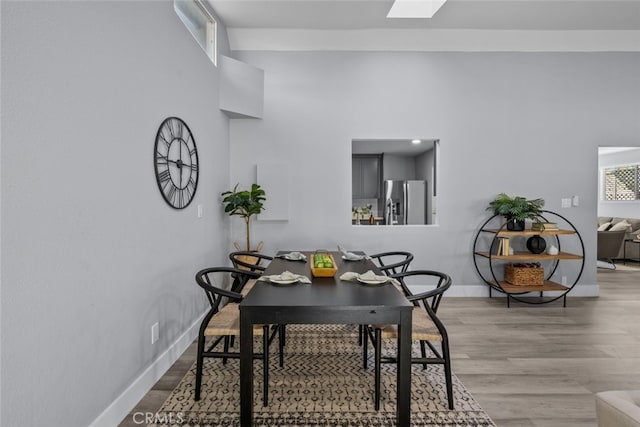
153 324 495 426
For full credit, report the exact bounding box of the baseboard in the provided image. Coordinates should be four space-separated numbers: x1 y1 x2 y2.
419 283 600 298
89 311 206 427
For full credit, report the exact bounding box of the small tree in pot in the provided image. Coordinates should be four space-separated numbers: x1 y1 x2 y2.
487 193 545 231
221 183 266 251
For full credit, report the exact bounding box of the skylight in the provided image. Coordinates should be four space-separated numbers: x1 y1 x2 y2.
387 0 447 18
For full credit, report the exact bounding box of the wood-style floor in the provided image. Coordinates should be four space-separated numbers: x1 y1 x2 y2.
119 267 640 426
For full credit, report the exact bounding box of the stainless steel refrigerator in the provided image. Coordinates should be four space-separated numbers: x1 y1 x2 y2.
383 180 427 225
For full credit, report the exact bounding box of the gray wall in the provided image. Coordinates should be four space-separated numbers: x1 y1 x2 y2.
2 1 640 424
1 1 231 425
230 51 640 296
598 148 640 218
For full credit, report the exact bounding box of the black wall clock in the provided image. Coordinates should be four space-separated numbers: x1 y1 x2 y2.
154 117 199 209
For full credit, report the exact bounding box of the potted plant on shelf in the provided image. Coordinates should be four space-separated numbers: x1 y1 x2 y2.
487 193 545 231
221 183 266 251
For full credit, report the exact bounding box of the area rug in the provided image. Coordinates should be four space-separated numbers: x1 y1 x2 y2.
153 324 495 426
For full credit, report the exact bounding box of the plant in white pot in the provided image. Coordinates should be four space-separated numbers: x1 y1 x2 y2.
221 183 266 251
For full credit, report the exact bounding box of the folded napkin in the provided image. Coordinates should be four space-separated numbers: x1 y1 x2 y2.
261 270 311 284
337 245 368 261
339 270 400 286
275 251 307 262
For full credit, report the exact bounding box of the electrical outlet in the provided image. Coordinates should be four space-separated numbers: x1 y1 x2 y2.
151 322 159 344
572 196 579 207
197 204 203 218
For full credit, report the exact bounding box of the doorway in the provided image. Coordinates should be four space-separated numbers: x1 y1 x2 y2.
597 146 640 269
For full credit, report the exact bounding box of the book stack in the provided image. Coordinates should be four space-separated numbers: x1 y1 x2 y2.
495 237 510 256
531 222 559 231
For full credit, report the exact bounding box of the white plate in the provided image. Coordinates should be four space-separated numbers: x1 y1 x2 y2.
357 277 387 285
342 255 365 261
284 253 305 261
270 277 299 285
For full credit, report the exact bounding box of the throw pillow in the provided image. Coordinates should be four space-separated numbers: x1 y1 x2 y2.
598 222 612 231
627 218 640 232
609 220 632 232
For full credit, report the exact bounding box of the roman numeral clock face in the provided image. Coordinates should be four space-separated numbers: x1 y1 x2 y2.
154 117 199 209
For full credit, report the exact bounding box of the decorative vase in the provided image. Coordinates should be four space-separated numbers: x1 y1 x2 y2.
506 218 525 231
526 235 547 254
547 245 559 255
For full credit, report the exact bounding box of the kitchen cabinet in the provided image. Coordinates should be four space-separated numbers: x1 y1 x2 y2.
352 155 381 199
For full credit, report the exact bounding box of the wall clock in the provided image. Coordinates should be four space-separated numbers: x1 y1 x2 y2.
154 117 199 209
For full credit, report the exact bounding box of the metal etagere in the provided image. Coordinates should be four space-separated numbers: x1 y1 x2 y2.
473 210 585 307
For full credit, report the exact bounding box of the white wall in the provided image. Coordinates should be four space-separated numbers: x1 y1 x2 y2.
598 148 640 219
1 1 232 425
229 51 640 296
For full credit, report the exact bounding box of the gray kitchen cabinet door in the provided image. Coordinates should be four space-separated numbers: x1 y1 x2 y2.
352 155 380 199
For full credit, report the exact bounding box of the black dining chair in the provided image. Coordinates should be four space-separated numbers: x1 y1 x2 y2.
194 266 282 405
228 249 280 295
369 251 414 276
358 251 414 346
229 251 287 363
229 251 273 274
363 270 454 411
229 251 273 294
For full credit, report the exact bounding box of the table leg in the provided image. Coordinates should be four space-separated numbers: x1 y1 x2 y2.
240 310 253 427
397 309 412 426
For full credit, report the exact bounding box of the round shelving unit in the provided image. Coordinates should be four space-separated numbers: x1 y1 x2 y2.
473 210 585 307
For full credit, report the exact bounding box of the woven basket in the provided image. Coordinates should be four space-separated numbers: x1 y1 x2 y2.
505 264 544 286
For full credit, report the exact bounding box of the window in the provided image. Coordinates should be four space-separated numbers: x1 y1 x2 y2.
604 164 640 201
174 0 217 66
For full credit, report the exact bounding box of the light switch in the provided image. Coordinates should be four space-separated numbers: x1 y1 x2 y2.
561 198 571 208
572 196 579 207
197 204 203 218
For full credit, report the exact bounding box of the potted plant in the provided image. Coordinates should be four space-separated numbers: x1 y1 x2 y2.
221 183 266 251
487 193 545 231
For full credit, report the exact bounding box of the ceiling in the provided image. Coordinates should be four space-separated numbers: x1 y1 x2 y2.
207 0 640 51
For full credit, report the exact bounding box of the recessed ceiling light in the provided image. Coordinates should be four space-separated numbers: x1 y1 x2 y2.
387 0 447 19
411 139 422 144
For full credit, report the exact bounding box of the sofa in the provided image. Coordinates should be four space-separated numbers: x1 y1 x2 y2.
595 390 640 427
598 217 640 261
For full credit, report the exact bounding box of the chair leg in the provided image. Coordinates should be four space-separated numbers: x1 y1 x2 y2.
195 334 205 401
263 325 269 406
420 341 427 369
362 326 369 369
374 328 382 411
442 339 454 410
358 324 363 345
223 336 230 365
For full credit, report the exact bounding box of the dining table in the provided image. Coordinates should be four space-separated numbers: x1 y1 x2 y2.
239 250 414 426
